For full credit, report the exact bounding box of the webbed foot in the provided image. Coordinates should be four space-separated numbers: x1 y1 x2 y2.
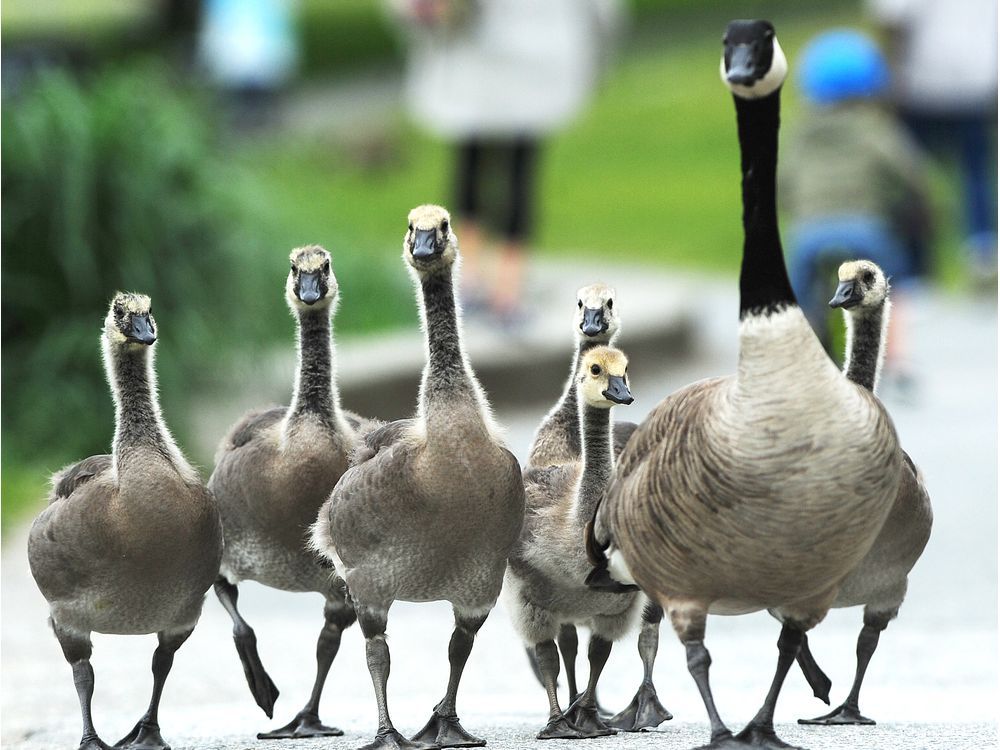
798 702 875 726
537 716 602 740
734 723 805 749
411 712 484 748
607 681 672 731
114 720 169 750
359 728 439 750
78 735 113 750
257 711 344 739
563 698 617 737
234 631 279 718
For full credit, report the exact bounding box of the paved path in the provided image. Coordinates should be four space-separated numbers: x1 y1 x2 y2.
2 278 996 750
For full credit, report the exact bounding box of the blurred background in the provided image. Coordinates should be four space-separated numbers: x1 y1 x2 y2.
1 0 996 527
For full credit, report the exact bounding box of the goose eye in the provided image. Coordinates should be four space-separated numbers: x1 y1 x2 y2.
862 271 875 285
577 300 583 309
606 299 614 310
590 364 601 375
441 219 449 233
408 222 414 231
323 259 331 273
290 262 296 271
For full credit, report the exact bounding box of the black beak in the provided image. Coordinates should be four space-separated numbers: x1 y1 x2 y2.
412 228 439 259
602 375 634 405
829 280 864 309
580 307 607 337
726 44 757 85
130 314 156 345
297 271 323 305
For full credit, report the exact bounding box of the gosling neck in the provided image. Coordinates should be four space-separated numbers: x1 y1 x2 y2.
575 399 614 525
287 303 343 432
843 299 891 393
550 337 605 456
104 340 189 479
734 89 796 319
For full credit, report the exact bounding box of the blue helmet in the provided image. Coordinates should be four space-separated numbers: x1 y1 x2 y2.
798 30 890 104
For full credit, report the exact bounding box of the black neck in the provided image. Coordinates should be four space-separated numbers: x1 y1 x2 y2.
734 89 796 318
111 346 174 471
844 305 885 392
288 307 339 428
420 271 476 404
576 402 613 524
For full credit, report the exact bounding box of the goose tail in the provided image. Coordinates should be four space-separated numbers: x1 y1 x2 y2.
584 507 639 593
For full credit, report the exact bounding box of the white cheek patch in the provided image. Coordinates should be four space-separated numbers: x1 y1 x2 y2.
607 545 637 586
722 37 788 99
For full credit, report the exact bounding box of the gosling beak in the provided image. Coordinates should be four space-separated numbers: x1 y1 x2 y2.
130 314 156 345
726 44 756 86
412 228 439 259
829 280 863 309
580 307 607 337
602 375 634 405
297 271 323 305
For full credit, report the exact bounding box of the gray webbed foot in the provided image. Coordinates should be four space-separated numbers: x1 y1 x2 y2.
798 702 875 726
692 732 749 750
536 716 603 740
78 735 113 750
234 631 279 719
607 682 672 731
734 723 806 749
563 698 616 737
114 720 169 750
411 712 484 748
359 728 440 750
257 711 344 739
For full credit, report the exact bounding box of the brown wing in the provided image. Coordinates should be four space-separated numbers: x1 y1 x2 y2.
226 406 287 449
612 421 639 459
49 455 113 504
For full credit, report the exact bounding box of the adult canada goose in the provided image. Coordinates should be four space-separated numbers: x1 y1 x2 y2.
588 21 902 750
312 205 525 750
789 260 932 726
506 347 638 740
28 293 223 750
209 245 362 739
524 286 667 731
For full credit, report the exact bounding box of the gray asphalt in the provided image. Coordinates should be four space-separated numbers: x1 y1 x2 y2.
2 277 997 750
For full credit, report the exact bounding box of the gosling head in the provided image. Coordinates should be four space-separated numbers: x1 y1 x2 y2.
829 260 889 311
576 283 619 342
720 19 787 99
403 204 458 276
287 245 338 311
105 292 156 348
578 346 633 408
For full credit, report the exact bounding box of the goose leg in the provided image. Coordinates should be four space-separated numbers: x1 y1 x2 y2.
734 623 807 749
798 610 891 726
411 610 488 748
55 626 111 750
534 640 584 739
609 603 673 731
556 624 580 704
258 599 356 739
214 576 279 718
115 628 193 750
357 606 435 750
562 635 616 736
793 632 832 705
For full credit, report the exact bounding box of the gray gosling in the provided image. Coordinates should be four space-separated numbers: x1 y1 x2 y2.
525 285 668 731
505 347 640 740
28 293 223 750
209 245 361 739
311 205 526 750
791 260 932 726
588 21 903 750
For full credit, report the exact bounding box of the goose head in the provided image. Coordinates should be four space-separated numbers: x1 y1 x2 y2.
829 260 889 311
403 204 458 276
575 283 619 342
578 346 633 407
721 19 787 99
287 245 338 310
104 292 156 348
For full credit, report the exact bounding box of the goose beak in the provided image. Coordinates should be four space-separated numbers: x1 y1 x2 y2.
829 280 863 309
602 375 634 405
726 44 756 85
412 229 438 259
580 307 607 337
297 271 323 305
129 314 156 345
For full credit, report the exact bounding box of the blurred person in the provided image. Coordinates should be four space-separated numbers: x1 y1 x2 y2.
868 0 998 283
779 29 931 389
391 0 624 324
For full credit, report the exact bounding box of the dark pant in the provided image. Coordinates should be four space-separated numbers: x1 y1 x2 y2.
455 136 539 243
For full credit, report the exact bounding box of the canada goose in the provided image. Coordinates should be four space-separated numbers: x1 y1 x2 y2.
588 21 902 750
505 347 638 739
789 261 932 726
28 293 223 750
209 245 362 739
312 205 525 750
